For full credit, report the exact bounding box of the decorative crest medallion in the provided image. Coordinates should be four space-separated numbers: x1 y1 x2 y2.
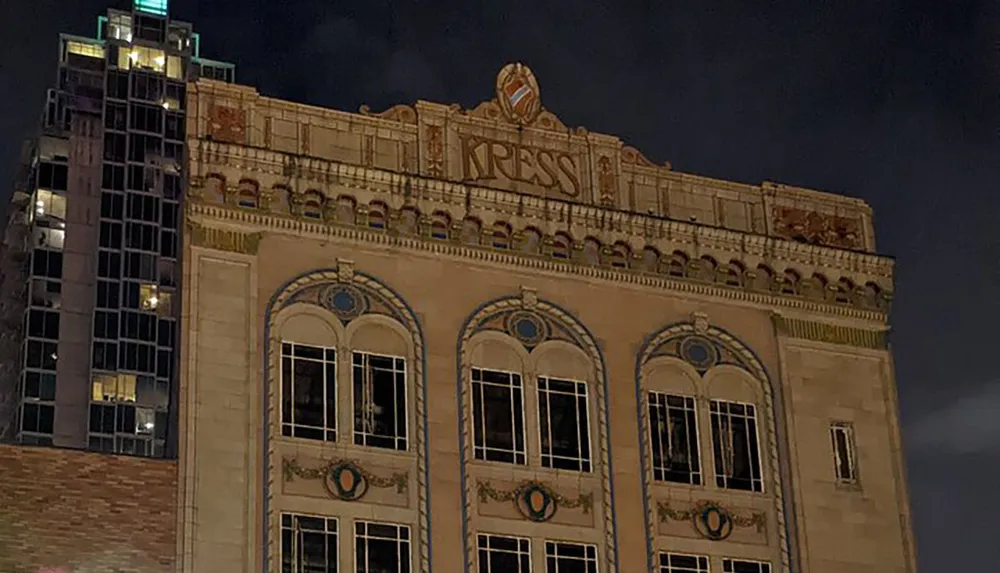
283 458 408 502
496 63 542 125
657 500 765 542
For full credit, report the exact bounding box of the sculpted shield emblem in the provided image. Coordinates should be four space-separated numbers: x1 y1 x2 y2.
516 483 557 522
496 63 542 125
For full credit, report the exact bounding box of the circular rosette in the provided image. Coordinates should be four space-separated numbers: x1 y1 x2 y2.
322 285 368 322
692 502 734 541
506 311 548 347
515 483 557 522
679 336 718 371
324 461 370 501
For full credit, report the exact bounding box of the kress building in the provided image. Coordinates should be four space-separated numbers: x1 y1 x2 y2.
179 63 915 573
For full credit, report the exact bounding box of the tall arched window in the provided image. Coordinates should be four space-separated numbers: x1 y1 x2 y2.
635 320 790 573
457 290 617 573
265 266 429 573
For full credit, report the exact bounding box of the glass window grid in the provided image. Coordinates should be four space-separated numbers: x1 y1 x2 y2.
471 367 526 465
710 400 764 493
281 513 339 573
477 533 531 573
659 552 709 573
648 392 702 485
722 558 771 573
354 521 411 573
87 390 166 458
544 540 598 573
537 377 592 472
281 341 337 442
352 351 408 451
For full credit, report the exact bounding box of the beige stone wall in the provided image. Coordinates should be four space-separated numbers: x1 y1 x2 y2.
177 64 913 573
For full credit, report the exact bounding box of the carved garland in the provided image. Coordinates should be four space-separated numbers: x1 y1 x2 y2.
283 458 409 501
477 480 594 523
457 289 617 573
637 321 791 573
264 264 429 573
657 501 766 541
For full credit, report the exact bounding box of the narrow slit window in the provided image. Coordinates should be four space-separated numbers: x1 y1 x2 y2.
830 422 858 484
471 368 526 465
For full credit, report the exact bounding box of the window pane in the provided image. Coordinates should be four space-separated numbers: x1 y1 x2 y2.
711 400 763 492
281 342 336 441
353 352 408 450
649 393 701 485
539 377 591 471
471 368 525 465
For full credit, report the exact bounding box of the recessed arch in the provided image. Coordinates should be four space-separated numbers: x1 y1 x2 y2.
634 321 794 573
261 265 430 573
456 291 619 573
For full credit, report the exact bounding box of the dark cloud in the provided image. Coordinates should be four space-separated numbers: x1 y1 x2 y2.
2 0 1000 570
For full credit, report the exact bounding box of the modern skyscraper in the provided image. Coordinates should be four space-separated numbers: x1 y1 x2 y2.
0 0 233 456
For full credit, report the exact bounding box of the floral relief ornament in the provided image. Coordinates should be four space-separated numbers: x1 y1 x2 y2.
657 500 765 541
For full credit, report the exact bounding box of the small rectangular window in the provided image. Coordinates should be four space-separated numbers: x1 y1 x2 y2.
355 521 410 573
545 540 598 573
477 534 530 573
659 553 709 573
710 400 763 492
281 513 338 573
32 249 64 279
21 403 55 436
649 392 701 485
281 342 337 441
25 339 58 371
353 352 408 451
471 368 526 465
538 377 591 472
23 371 57 402
723 558 771 573
830 422 858 484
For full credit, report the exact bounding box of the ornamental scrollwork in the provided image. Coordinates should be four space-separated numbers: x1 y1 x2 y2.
283 457 408 502
477 480 593 523
657 500 765 541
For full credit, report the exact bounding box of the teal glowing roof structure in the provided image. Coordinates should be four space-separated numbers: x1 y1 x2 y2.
134 0 168 16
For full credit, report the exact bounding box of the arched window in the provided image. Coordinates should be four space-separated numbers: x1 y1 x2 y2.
368 201 389 230
491 222 512 249
641 247 660 273
610 242 631 269
430 211 451 240
266 269 428 573
458 293 615 573
551 233 572 260
237 179 258 209
301 191 324 220
581 237 601 266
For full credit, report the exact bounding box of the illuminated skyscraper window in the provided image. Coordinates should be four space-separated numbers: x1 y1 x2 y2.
134 0 168 16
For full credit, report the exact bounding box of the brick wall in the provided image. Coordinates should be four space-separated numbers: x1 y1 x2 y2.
0 444 177 573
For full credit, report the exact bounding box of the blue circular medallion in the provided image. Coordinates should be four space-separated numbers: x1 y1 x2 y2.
322 285 367 321
506 311 547 346
680 336 718 370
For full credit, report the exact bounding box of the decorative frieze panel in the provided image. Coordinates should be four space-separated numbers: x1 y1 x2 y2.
657 501 767 545
477 480 594 526
283 457 409 506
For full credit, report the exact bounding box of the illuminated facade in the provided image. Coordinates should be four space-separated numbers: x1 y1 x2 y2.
0 0 233 455
176 62 917 573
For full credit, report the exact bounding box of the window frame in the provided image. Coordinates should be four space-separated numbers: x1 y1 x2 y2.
281 512 339 573
470 367 528 466
830 421 859 486
647 391 702 486
280 341 338 442
354 520 412 573
536 376 592 472
722 557 772 573
543 539 599 573
476 533 532 573
351 350 409 451
658 552 710 573
709 398 764 493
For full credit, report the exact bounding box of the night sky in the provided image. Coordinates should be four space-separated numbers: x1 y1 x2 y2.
2 1 998 570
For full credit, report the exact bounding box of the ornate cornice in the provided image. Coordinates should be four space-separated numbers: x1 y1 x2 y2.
187 202 889 324
187 220 262 255
773 316 888 350
188 140 893 278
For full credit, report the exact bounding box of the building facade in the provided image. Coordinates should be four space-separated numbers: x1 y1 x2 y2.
0 0 233 455
173 62 916 573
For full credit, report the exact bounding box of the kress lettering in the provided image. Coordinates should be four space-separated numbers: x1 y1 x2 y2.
460 136 581 198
